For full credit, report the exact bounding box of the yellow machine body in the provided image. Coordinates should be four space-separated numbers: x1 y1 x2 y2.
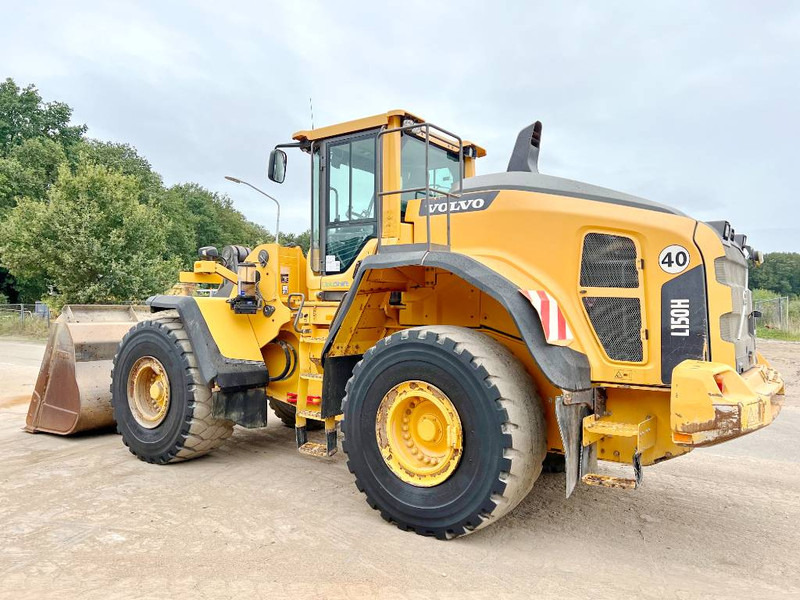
30 109 784 492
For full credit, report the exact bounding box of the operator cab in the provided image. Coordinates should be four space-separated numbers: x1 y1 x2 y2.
268 110 485 276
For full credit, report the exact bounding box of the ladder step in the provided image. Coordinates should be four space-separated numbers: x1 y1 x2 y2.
584 419 639 438
298 442 329 457
301 336 328 344
581 451 643 490
582 473 637 490
297 409 323 420
582 415 655 451
297 431 338 457
300 372 323 381
295 419 338 458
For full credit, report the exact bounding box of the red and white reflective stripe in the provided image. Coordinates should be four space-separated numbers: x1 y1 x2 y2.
519 289 573 344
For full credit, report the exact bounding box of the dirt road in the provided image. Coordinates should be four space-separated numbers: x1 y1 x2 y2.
1 338 798 599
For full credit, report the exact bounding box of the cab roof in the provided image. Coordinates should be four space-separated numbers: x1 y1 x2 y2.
292 109 486 157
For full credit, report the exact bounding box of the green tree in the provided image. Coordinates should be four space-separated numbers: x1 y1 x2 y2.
79 139 163 197
0 164 178 304
0 137 66 212
279 230 311 254
0 78 85 158
749 252 800 297
163 183 271 266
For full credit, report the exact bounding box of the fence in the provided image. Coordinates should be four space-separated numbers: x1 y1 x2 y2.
754 297 789 330
0 302 51 325
754 296 797 335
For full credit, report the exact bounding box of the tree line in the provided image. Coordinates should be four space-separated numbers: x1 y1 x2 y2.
0 78 308 306
749 252 800 297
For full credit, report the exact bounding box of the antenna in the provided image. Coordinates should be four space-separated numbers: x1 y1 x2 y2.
309 97 314 130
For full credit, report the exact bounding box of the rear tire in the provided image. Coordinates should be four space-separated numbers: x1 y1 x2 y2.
111 311 234 464
342 326 546 539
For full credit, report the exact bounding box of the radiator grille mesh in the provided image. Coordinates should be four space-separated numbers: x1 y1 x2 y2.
580 233 639 288
583 297 643 362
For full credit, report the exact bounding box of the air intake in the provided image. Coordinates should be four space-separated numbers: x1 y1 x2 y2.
580 233 639 288
582 297 643 362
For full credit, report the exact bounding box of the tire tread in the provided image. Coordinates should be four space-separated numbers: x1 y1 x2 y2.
342 325 546 538
111 310 233 464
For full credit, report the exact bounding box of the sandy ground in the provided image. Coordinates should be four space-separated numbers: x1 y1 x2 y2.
0 337 798 599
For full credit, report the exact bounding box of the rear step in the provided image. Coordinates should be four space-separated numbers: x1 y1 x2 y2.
295 411 338 457
580 415 655 489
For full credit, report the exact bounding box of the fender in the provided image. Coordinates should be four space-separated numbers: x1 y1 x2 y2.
147 295 269 390
321 251 591 408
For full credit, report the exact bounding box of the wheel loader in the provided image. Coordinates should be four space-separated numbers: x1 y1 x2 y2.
25 110 784 539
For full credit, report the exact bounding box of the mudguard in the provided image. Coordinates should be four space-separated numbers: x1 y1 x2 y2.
321 250 591 392
147 295 268 390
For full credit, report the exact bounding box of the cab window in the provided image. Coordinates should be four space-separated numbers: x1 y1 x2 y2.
400 133 460 214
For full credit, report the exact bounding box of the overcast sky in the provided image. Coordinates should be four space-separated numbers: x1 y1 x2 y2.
2 1 798 251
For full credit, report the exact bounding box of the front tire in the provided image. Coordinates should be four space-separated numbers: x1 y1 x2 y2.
342 326 546 539
111 311 234 464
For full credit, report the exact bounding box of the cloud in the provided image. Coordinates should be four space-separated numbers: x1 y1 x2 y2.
1 0 797 250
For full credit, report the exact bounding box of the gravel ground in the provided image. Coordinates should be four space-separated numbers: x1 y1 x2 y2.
0 337 798 599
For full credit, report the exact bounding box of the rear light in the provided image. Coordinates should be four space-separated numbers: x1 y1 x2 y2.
714 374 725 394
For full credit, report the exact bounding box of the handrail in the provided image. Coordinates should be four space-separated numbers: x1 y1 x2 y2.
287 293 307 334
376 121 464 252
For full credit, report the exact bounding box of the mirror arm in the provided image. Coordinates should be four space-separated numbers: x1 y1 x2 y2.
274 141 307 151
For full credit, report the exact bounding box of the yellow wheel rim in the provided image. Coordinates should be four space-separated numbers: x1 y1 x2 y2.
127 356 170 429
376 380 463 487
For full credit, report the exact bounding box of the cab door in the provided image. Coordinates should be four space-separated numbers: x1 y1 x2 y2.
312 129 379 278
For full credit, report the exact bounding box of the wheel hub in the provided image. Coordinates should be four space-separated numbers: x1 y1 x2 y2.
127 356 170 429
376 380 462 487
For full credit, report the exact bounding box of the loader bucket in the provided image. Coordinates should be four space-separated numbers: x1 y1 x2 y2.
25 305 148 435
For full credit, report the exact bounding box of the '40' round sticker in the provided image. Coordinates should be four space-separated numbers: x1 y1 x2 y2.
659 245 690 274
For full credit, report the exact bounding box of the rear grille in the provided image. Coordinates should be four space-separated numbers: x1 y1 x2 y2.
580 233 639 288
583 297 643 362
715 251 747 289
714 244 755 372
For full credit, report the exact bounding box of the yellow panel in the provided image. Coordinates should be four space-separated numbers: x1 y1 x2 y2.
595 388 690 465
314 239 378 294
381 114 403 241
195 297 263 361
179 272 222 285
402 189 703 387
293 109 486 157
670 358 784 446
247 243 302 348
293 110 418 142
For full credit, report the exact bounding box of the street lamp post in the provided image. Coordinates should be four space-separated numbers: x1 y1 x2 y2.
224 176 281 243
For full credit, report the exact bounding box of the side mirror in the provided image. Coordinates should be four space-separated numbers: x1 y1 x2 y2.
268 149 287 184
